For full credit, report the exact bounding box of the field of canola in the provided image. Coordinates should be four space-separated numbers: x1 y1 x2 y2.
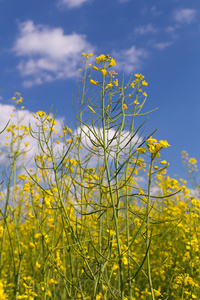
0 54 198 300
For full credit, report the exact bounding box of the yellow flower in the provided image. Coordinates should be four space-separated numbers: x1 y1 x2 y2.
153 289 161 297
0 226 4 238
123 103 128 110
96 54 106 63
159 140 170 148
189 158 197 164
134 100 140 106
160 160 167 164
90 79 99 85
141 80 148 86
113 79 118 86
105 82 113 92
108 58 116 67
135 73 144 80
48 279 58 285
138 187 145 195
0 282 7 299
143 92 147 97
136 147 146 154
156 152 161 158
147 137 157 144
27 213 34 219
36 111 46 118
148 144 161 154
92 66 98 71
88 106 95 113
105 105 109 113
34 233 42 239
18 175 26 180
82 52 92 58
101 69 107 77
136 160 143 167
96 293 103 300
131 81 135 89
29 243 35 250
36 261 41 269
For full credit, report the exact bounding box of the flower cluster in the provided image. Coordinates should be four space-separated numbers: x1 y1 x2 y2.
146 136 170 158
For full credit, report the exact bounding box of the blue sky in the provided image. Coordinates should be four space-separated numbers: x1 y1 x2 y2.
0 0 200 180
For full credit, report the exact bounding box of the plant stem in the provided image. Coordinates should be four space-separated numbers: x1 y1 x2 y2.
146 156 155 300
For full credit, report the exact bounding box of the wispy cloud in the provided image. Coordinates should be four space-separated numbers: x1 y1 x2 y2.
153 42 172 50
58 0 91 9
166 26 176 33
174 8 197 24
112 46 147 73
13 21 95 87
134 24 157 35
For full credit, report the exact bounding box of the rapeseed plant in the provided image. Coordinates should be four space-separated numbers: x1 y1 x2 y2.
0 54 198 300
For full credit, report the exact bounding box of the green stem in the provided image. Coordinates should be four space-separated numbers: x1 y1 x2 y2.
101 72 124 300
146 156 155 300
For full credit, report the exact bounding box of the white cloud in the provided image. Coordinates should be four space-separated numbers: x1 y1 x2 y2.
166 26 176 33
153 42 172 50
58 0 90 9
13 21 95 87
74 125 142 168
0 103 65 170
112 46 147 73
0 102 143 173
134 24 158 35
174 8 196 24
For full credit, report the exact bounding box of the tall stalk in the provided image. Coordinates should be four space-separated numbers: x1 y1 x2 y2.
146 156 155 300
